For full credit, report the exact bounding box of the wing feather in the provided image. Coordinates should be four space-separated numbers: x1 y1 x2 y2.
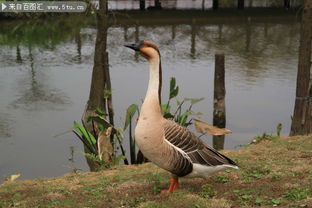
163 120 237 167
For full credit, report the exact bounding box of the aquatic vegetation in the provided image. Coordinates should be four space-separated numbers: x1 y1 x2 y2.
161 77 204 127
73 108 126 169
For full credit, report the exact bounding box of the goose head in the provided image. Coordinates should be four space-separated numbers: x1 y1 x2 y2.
124 40 160 61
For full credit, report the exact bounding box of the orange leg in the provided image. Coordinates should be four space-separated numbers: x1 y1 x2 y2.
161 176 179 193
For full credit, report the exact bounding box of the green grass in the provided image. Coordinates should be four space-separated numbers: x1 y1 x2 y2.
284 188 310 201
1 136 312 207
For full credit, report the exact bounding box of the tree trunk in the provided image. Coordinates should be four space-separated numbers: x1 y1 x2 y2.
82 0 108 126
103 51 115 145
140 0 145 10
213 54 226 150
82 0 112 170
284 0 290 9
237 0 244 9
154 0 161 8
213 0 218 10
290 0 312 136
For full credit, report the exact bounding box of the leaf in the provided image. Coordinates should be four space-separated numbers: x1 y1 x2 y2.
114 128 124 138
255 198 263 206
87 116 111 130
73 130 97 154
193 119 232 135
124 104 138 130
164 112 174 119
170 77 176 93
73 121 97 145
103 89 112 99
178 110 191 126
185 97 205 105
6 174 21 182
184 122 192 127
170 86 179 99
161 104 170 115
271 199 280 205
277 123 282 137
112 155 126 165
95 108 108 119
169 77 179 99
191 112 204 116
161 104 168 112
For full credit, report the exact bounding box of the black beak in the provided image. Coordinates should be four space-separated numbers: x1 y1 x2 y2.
124 42 141 51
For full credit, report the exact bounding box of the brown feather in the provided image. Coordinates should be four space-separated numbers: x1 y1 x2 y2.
163 120 237 167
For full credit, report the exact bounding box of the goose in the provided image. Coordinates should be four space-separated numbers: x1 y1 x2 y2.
124 40 238 193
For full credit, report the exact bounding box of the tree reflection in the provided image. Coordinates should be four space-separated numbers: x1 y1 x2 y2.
16 44 22 64
11 45 70 111
190 20 197 59
75 29 82 64
0 112 13 138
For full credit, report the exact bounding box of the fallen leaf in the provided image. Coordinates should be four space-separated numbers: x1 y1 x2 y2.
98 127 113 162
193 119 232 135
6 173 21 182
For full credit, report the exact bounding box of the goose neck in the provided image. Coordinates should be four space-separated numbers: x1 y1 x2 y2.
141 57 162 116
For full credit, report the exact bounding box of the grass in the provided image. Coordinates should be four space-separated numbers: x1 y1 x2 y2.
1 135 312 207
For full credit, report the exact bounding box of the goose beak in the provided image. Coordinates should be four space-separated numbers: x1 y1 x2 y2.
124 43 141 51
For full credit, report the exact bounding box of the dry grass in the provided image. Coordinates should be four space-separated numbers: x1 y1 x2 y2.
1 136 312 208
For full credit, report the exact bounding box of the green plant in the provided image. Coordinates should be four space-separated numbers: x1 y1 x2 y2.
73 108 128 168
241 194 252 201
83 153 125 170
277 123 282 137
232 190 241 194
122 197 145 207
211 175 229 183
241 167 271 183
271 198 281 205
283 188 310 201
255 197 263 206
123 104 139 164
148 173 162 194
73 121 98 155
161 77 204 127
251 132 279 144
271 173 281 180
250 123 282 145
199 184 217 198
232 189 254 205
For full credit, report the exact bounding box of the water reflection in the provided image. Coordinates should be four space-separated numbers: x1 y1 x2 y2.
106 0 302 10
213 135 225 150
0 113 13 138
74 29 82 64
190 20 197 59
11 46 70 111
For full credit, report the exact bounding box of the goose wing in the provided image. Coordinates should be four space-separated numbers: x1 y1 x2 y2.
163 119 237 167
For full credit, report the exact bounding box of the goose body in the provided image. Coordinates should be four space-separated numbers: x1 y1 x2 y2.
125 40 238 192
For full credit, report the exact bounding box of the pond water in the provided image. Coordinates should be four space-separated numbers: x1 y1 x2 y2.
0 10 300 181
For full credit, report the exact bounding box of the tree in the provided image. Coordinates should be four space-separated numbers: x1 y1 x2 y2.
82 0 115 169
290 0 312 136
